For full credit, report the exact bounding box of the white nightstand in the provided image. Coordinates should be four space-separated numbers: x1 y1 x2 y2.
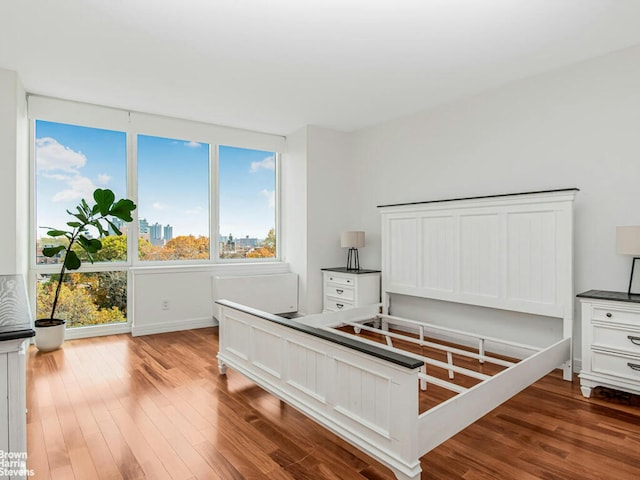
577 290 640 398
321 267 381 313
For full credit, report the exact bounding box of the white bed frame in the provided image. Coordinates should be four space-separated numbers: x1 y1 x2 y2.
216 189 578 480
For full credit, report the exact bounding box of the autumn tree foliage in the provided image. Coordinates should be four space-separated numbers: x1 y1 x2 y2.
246 228 276 258
37 274 126 328
139 235 210 261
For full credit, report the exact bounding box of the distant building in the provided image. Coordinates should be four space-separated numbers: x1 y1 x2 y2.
139 218 149 234
235 236 259 249
150 222 164 246
108 217 125 235
164 224 173 241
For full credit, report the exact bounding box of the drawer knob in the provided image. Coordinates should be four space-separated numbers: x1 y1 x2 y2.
628 362 640 372
336 303 344 309
347 280 351 283
336 289 344 294
329 277 334 281
628 335 640 346
606 312 612 318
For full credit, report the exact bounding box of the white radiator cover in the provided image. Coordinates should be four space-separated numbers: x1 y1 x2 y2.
212 273 298 320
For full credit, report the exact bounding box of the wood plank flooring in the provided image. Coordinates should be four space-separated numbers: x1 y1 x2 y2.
26 327 640 479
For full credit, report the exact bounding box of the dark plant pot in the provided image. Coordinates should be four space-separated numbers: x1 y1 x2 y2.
34 318 66 351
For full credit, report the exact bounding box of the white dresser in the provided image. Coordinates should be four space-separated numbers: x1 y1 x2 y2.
321 268 381 313
0 276 34 479
578 290 640 398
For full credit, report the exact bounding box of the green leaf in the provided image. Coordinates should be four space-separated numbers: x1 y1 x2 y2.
110 199 136 222
94 188 115 216
42 245 66 257
46 229 67 237
66 221 82 228
69 209 88 224
93 220 107 237
106 219 122 236
64 250 81 270
78 236 102 254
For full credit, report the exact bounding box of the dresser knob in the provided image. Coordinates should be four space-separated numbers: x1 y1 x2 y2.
606 312 612 318
336 303 344 309
628 335 640 346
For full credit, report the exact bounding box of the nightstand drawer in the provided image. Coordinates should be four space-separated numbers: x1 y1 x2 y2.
592 325 640 355
325 275 354 287
325 285 354 301
592 350 640 382
324 299 353 311
592 306 640 327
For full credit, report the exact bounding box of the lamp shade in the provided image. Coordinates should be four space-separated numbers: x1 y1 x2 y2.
341 231 365 249
616 226 640 255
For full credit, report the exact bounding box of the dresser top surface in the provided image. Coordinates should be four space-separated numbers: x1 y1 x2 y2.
577 289 640 304
322 267 381 274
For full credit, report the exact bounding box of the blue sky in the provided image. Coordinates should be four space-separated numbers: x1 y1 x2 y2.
36 121 276 240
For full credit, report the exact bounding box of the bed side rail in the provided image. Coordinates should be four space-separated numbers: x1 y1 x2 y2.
417 336 570 455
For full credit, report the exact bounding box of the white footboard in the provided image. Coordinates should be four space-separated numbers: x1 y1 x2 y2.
216 300 424 480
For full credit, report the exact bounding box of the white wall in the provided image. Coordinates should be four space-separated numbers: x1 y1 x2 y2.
347 45 640 357
131 263 291 336
0 69 28 276
306 126 356 313
282 127 309 312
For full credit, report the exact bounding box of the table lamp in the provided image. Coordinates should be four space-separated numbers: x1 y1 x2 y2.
616 225 640 295
341 231 365 271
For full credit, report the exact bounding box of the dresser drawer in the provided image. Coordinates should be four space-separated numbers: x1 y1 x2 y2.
591 350 640 382
324 299 354 312
325 285 354 301
325 274 354 287
592 306 640 327
592 324 640 355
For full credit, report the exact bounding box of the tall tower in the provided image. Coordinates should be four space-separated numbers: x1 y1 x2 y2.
164 224 173 241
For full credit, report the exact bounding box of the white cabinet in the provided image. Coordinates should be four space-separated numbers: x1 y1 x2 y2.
0 275 35 478
0 339 29 458
578 290 640 398
322 268 381 313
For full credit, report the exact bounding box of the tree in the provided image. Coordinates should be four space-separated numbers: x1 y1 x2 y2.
92 234 128 262
246 228 276 258
37 277 126 328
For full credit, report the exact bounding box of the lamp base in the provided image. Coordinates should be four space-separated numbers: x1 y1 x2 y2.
628 257 640 296
346 248 360 271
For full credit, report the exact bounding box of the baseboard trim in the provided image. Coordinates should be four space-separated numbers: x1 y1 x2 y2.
132 316 218 337
64 323 132 340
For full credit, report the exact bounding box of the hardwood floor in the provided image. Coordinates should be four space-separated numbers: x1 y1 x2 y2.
26 327 640 479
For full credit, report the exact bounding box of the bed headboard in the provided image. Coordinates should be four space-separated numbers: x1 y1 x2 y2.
378 189 578 339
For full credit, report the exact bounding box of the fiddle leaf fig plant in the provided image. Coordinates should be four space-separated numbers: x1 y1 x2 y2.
41 188 136 320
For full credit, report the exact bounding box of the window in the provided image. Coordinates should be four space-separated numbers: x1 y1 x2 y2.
137 135 211 261
36 272 127 328
35 120 127 264
218 146 277 259
34 120 129 328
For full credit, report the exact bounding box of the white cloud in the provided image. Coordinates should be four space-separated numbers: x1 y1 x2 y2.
185 205 204 215
36 137 87 172
41 173 71 181
152 202 168 210
52 175 97 202
261 189 275 208
184 141 202 148
97 173 111 185
250 155 275 173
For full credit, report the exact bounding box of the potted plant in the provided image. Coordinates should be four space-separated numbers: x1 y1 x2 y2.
35 188 136 351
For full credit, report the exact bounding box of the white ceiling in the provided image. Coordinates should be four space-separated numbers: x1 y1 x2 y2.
2 0 640 135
